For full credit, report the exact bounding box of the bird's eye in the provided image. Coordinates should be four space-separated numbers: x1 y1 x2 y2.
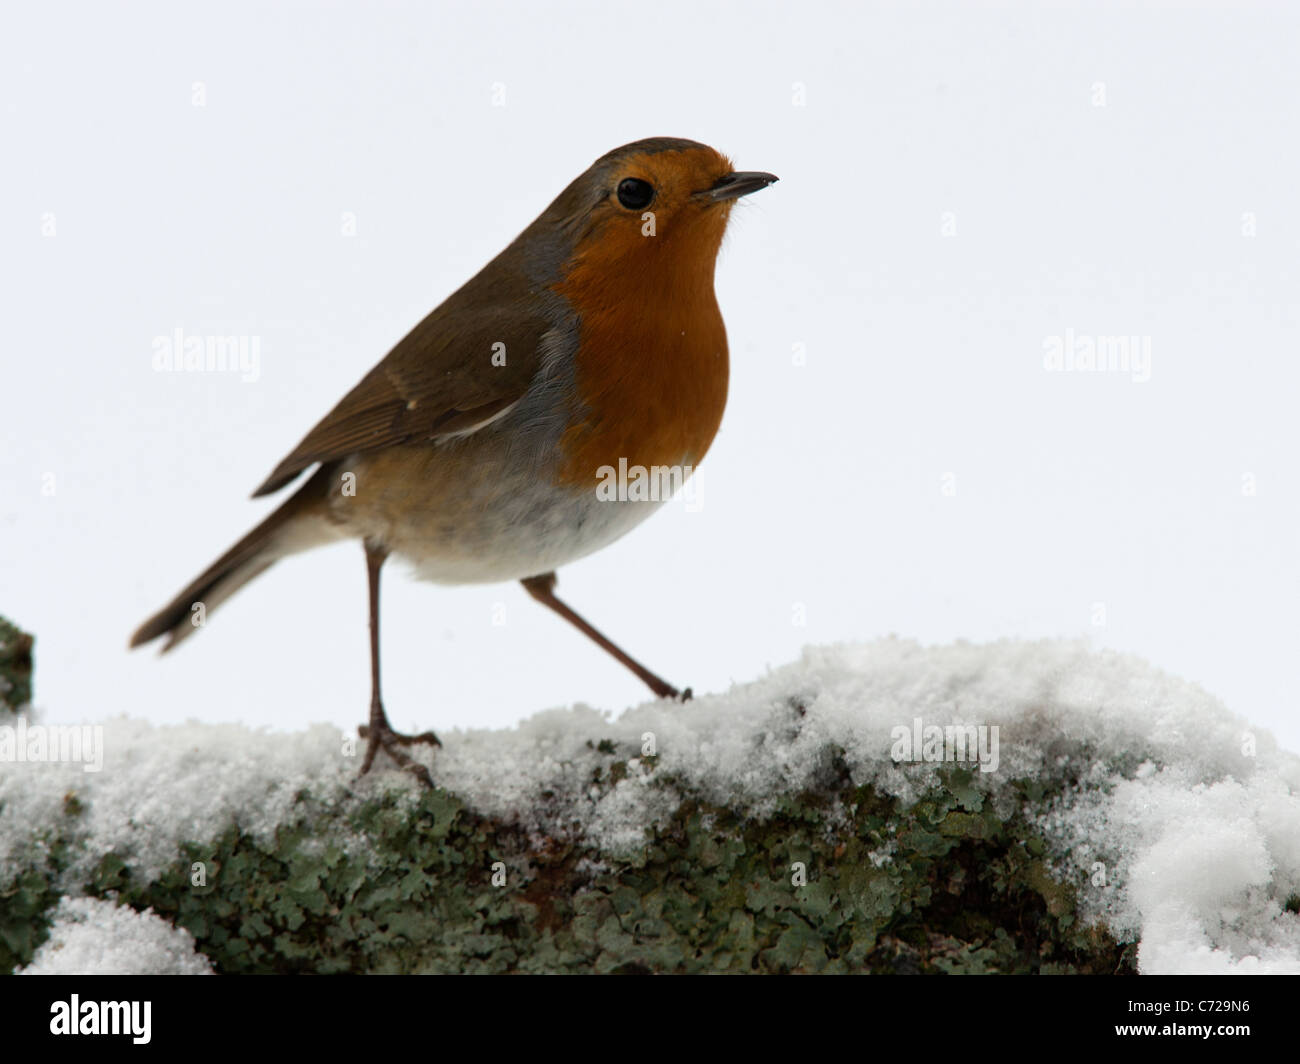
616 177 655 210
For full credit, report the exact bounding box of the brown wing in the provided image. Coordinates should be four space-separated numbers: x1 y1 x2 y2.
252 280 550 498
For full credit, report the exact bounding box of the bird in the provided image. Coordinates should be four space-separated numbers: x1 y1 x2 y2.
130 137 778 784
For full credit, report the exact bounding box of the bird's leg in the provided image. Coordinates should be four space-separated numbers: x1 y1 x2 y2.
521 572 691 701
358 539 439 786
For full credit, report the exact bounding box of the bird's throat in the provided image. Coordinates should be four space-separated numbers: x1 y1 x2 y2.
552 221 731 492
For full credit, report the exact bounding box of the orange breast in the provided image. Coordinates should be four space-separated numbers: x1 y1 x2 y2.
553 208 731 488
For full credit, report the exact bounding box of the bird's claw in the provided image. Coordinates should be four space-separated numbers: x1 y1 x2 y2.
358 721 439 787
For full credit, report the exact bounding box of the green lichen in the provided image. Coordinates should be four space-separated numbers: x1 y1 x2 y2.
0 628 1136 974
0 796 76 973
0 617 33 715
4 757 1135 974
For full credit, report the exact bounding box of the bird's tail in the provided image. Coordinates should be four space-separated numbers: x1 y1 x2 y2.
129 468 340 652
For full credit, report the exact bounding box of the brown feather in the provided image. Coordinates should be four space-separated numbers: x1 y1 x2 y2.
251 267 552 497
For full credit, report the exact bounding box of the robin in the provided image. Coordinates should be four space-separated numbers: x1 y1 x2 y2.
130 137 777 784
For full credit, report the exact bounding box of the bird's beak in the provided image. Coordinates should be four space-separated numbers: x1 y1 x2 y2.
699 171 779 202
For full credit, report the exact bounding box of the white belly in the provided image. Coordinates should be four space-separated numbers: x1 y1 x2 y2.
402 484 665 584
329 438 672 584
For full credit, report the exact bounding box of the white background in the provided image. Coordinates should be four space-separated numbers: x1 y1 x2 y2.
3 1 1297 751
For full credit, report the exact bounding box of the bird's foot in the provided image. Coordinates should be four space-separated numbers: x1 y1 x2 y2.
358 712 440 787
654 682 692 703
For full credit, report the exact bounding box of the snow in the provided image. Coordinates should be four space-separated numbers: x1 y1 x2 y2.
0 719 357 885
19 897 212 975
3 637 1298 974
